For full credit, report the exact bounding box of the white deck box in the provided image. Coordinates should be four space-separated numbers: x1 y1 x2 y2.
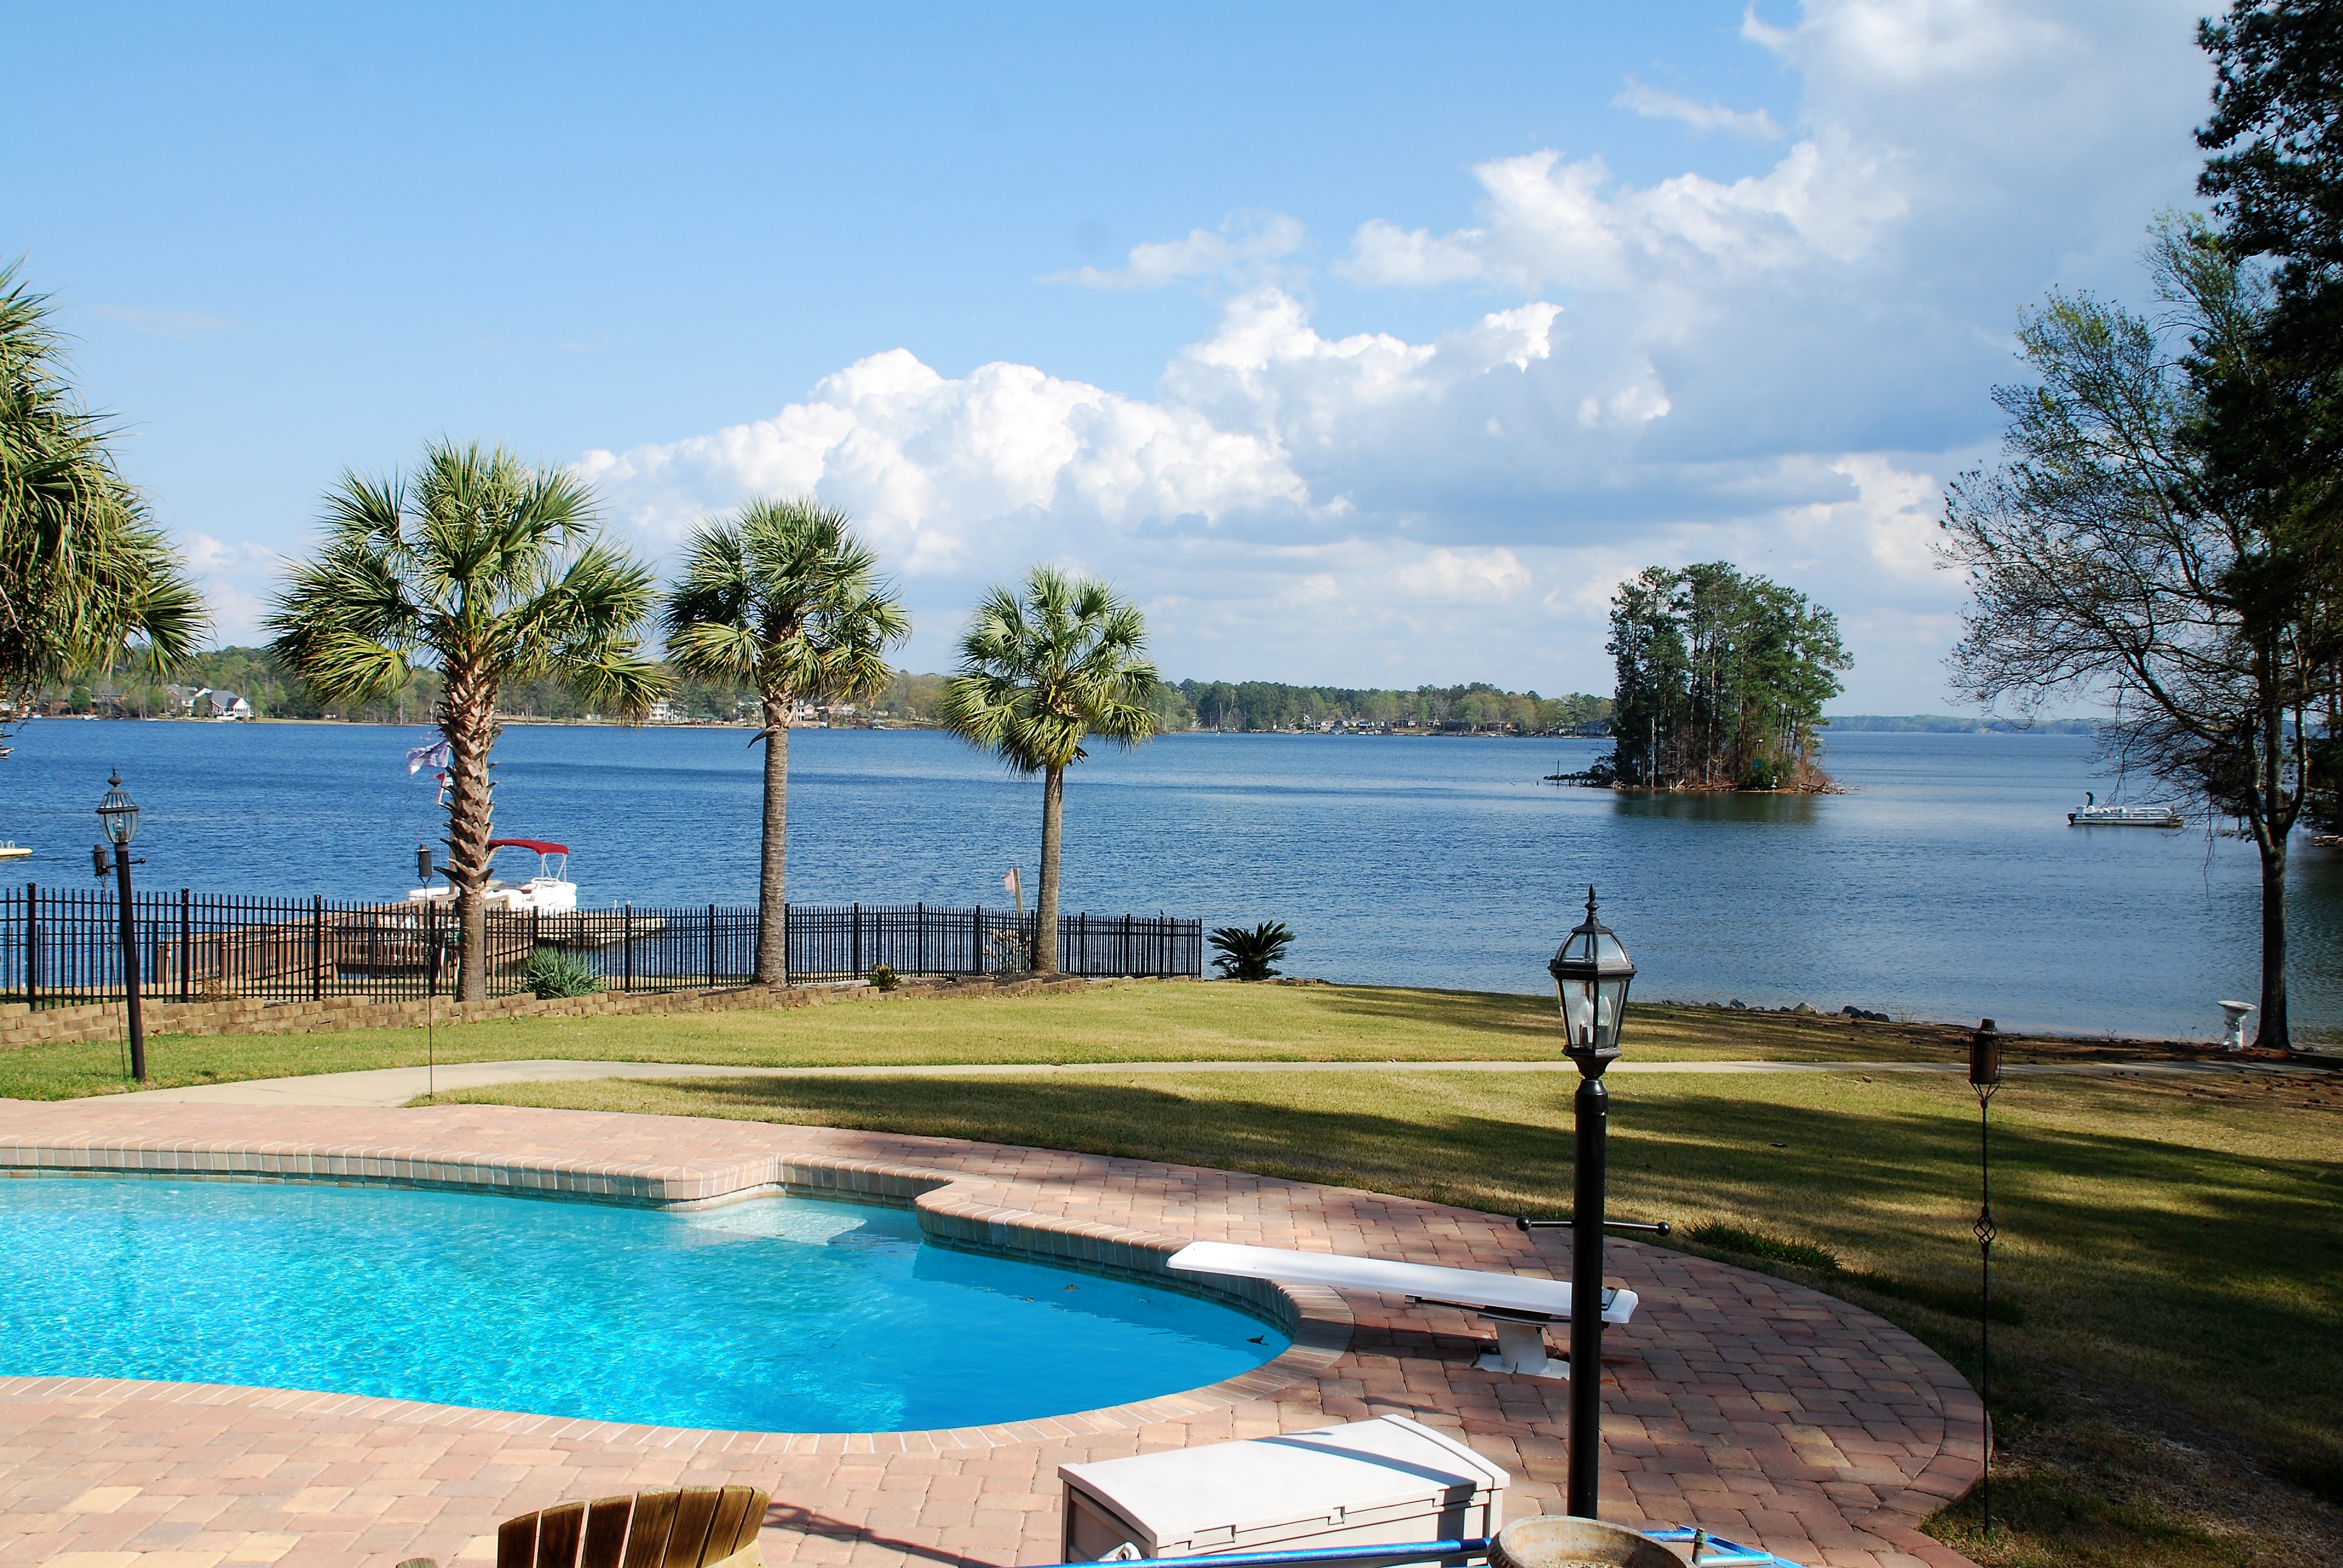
1058 1415 1507 1562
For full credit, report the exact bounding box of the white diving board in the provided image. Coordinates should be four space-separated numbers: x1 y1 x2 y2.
1167 1240 1637 1381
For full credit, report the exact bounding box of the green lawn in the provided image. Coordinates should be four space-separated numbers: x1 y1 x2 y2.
439 1040 2341 1567
0 979 2207 1102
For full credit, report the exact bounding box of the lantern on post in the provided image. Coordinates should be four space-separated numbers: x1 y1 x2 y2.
1552 885 1635 1054
1547 886 1636 1518
94 771 146 1082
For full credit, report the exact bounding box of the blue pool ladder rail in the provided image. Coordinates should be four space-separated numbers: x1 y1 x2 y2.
1645 1526 1811 1567
1057 1526 1810 1568
1061 1540 1489 1568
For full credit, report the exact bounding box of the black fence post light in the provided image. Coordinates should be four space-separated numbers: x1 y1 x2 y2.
94 771 145 1082
1968 1018 2002 1538
1549 885 1635 1519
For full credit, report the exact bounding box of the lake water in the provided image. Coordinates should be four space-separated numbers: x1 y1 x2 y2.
2 717 2334 1042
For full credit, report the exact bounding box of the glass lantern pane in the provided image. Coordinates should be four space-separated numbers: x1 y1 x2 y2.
1593 930 1628 970
1596 975 1632 1048
1560 981 1597 1046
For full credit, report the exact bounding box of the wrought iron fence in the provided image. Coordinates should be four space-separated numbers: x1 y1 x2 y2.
0 884 1201 1007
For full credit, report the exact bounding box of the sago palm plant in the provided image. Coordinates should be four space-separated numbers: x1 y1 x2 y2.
0 263 205 717
266 441 663 999
1209 921 1295 981
942 567 1158 974
663 497 908 982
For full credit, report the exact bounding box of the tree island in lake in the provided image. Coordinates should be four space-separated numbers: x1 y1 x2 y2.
1595 561 1850 792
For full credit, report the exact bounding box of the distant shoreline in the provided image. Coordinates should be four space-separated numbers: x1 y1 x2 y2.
1822 714 2099 734
24 713 2103 737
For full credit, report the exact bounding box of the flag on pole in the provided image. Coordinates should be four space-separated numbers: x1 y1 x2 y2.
406 737 451 775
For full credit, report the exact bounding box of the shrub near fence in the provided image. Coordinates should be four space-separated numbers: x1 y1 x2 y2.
0 884 1201 1007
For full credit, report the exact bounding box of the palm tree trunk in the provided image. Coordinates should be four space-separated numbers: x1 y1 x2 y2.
1034 762 1063 975
440 669 496 1004
756 694 791 985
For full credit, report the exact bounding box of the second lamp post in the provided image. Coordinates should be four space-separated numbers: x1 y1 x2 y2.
1549 885 1636 1518
93 771 146 1083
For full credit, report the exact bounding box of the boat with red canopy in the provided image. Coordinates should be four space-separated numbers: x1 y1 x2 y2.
407 838 578 912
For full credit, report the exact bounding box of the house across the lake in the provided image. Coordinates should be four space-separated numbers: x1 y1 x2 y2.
165 685 255 720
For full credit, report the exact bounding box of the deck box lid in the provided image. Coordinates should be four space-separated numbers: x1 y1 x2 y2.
1058 1416 1507 1551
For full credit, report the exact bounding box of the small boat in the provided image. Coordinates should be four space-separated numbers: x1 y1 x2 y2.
407 838 579 912
2068 791 2184 828
0 843 28 860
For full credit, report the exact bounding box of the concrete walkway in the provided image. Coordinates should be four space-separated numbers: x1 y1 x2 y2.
114 1053 2290 1107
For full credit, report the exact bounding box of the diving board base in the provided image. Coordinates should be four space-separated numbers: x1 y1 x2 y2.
1476 1319 1568 1380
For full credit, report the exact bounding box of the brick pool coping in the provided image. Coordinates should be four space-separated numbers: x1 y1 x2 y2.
0 1100 1982 1568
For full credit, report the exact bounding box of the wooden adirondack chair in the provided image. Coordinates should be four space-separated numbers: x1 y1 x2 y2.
398 1485 770 1568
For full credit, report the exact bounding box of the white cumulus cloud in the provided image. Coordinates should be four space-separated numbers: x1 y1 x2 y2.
1341 135 1904 295
184 534 285 645
1044 211 1307 290
1614 81 1785 142
581 287 1578 586
579 344 1316 577
1406 546 1533 604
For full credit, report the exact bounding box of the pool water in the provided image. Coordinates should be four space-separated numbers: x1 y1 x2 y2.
0 1177 1285 1431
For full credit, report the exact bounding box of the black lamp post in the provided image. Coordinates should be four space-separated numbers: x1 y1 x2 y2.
1548 885 1635 1519
93 771 145 1082
1968 1018 2002 1537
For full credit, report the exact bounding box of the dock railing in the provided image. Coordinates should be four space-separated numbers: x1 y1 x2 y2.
0 885 1202 1007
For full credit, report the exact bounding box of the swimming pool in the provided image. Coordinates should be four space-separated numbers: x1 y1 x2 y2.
0 1176 1285 1431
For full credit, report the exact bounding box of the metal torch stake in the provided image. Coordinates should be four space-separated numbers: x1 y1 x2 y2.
1568 1059 1611 1517
418 845 439 1102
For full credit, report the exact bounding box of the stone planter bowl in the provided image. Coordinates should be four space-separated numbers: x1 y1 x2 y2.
1490 1516 1683 1568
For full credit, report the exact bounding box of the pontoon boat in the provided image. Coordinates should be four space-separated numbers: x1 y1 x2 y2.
407 838 578 912
2068 791 2184 828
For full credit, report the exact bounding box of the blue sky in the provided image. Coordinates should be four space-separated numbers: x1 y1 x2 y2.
7 1 2211 708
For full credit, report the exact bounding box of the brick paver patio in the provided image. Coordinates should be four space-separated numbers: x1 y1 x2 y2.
0 1099 1982 1568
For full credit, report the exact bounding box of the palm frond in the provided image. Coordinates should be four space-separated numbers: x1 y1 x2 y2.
267 440 657 717
660 495 909 704
941 566 1160 773
0 262 210 698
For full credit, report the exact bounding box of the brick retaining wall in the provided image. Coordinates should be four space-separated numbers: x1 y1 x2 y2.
0 971 1109 1050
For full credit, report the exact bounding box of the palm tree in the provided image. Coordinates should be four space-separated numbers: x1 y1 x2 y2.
0 262 205 716
942 567 1159 974
266 441 663 1000
663 497 908 983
